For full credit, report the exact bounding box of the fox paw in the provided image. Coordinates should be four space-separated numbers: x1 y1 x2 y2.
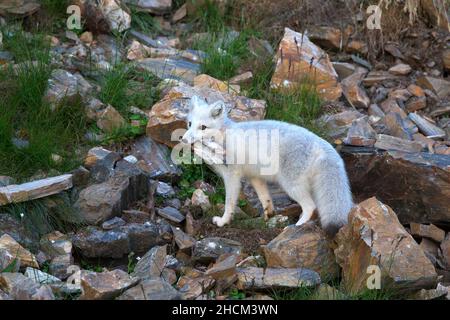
212 216 230 227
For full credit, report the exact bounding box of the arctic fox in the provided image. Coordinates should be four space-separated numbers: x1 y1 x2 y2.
181 96 354 236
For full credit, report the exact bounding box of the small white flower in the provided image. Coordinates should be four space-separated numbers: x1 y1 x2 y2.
20 213 24 218
136 257 141 261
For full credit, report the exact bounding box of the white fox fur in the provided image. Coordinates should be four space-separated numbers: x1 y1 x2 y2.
182 96 354 236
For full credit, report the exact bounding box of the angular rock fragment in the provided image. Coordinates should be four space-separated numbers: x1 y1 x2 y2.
263 224 339 280
410 223 446 243
117 278 181 300
193 238 243 263
270 28 342 101
335 198 438 293
408 113 446 139
0 234 38 268
80 269 138 300
344 117 377 147
0 174 73 206
236 267 321 290
417 76 450 99
374 134 423 153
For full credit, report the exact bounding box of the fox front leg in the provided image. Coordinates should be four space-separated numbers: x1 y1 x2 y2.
212 175 241 227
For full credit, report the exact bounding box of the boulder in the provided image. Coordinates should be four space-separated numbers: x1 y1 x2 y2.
177 273 215 300
117 278 181 300
236 267 321 290
138 57 201 84
193 238 243 263
0 214 39 252
270 28 342 101
146 83 266 147
75 172 149 225
193 74 240 95
341 146 450 225
72 222 167 259
96 105 127 133
80 270 138 300
0 234 38 269
0 273 54 300
39 231 72 259
263 224 339 280
374 134 423 153
130 136 181 180
44 69 92 107
335 197 438 293
132 245 167 280
343 117 377 147
99 0 131 32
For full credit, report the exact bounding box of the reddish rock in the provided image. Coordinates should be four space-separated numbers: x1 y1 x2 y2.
335 198 438 293
270 28 342 101
410 223 446 243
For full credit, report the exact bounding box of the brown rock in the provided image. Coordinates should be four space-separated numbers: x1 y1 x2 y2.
406 97 427 112
194 74 240 95
0 234 38 268
177 274 215 300
320 110 365 140
205 254 238 280
80 269 138 300
132 245 167 280
375 134 423 153
236 267 321 290
172 3 187 22
335 197 438 293
407 84 425 97
39 231 72 259
97 105 126 134
384 112 413 140
341 147 450 225
263 224 339 280
420 0 450 32
443 49 450 72
307 26 345 50
118 278 181 300
270 28 342 101
79 31 93 44
388 63 412 75
362 71 399 87
439 234 450 270
341 67 370 109
410 223 446 243
146 83 266 147
420 238 439 265
417 76 450 99
0 174 73 206
0 272 55 300
229 71 253 85
171 226 196 251
332 62 356 80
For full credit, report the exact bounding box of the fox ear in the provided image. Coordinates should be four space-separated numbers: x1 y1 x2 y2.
190 95 200 110
210 101 224 118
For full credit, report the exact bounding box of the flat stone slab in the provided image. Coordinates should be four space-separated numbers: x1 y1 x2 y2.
0 174 73 206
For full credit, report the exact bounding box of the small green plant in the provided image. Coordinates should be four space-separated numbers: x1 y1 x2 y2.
127 252 137 274
41 0 69 16
130 6 165 36
0 258 19 273
228 288 246 300
80 260 103 273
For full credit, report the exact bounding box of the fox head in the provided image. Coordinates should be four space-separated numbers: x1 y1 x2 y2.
182 96 226 144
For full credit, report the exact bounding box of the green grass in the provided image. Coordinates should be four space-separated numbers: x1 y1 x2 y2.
194 29 254 80
189 0 227 32
130 6 165 36
99 64 160 117
1 193 83 237
0 28 91 180
41 0 69 16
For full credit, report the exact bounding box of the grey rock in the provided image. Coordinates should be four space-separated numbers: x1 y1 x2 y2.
193 238 243 263
0 176 14 187
133 245 167 280
49 254 74 280
102 217 126 230
0 214 39 252
0 273 55 300
117 278 182 300
157 206 185 223
156 181 175 197
137 57 200 85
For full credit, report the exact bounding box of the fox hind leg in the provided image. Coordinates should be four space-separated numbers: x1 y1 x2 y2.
280 181 316 227
250 178 275 221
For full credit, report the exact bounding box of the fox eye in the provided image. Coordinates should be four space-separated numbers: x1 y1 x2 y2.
200 125 208 131
188 121 192 128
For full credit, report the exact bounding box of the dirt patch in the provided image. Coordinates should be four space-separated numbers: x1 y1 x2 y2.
197 218 282 255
